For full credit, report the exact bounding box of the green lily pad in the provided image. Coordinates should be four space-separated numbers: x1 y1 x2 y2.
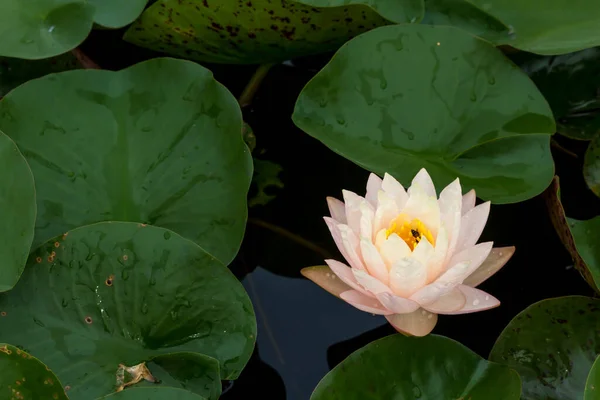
465 0 600 55
567 216 600 291
0 130 36 292
420 0 511 42
0 343 68 400
0 222 256 400
311 334 521 399
490 296 600 400
293 24 555 204
0 57 252 265
585 356 600 400
0 0 147 60
123 0 412 64
248 158 284 208
584 134 600 197
101 387 207 400
295 0 424 23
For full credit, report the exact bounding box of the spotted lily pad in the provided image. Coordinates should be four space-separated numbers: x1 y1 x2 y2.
0 0 147 59
0 222 256 400
0 130 36 292
311 334 521 399
0 57 252 265
490 296 600 400
0 344 68 400
123 0 415 64
293 24 555 204
585 356 600 400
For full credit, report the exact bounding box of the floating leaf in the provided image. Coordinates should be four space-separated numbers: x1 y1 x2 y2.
466 0 600 55
585 356 600 400
584 134 600 197
490 296 600 400
0 130 36 292
0 57 252 265
249 159 284 207
567 216 600 291
293 24 555 204
0 344 68 400
123 0 415 64
100 387 207 399
295 0 424 23
0 0 147 59
0 222 256 400
311 334 521 399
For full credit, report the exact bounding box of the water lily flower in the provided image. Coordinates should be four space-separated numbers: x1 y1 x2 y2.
302 169 514 336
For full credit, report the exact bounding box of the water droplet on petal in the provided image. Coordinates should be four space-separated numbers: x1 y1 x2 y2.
472 299 480 306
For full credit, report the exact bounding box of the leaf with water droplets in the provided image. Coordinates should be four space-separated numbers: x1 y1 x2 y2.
311 334 521 399
0 222 256 400
0 57 251 265
490 296 600 400
585 355 600 400
293 24 554 204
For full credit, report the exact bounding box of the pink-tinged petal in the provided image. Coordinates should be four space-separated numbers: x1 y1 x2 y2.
372 190 398 235
301 266 352 299
324 217 354 268
461 189 476 215
365 173 383 206
412 236 434 270
325 259 373 297
360 239 389 284
340 290 394 315
326 197 347 224
443 210 461 265
439 285 500 315
352 269 391 294
438 178 462 258
389 258 427 298
359 202 375 241
376 292 420 314
386 309 438 337
427 226 448 282
410 280 457 306
377 232 412 268
338 224 367 271
408 168 437 198
401 182 440 237
342 190 364 234
382 173 408 210
443 242 494 283
463 246 515 287
422 287 466 314
455 201 490 253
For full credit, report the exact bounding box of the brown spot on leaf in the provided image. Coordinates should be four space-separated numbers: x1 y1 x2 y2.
85 316 93 324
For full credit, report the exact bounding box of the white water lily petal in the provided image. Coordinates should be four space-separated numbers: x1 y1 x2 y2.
372 190 399 235
412 236 434 271
410 280 457 306
359 201 375 241
340 290 393 315
389 258 428 298
376 292 420 314
342 190 364 234
382 173 408 209
378 232 412 268
326 196 347 224
360 239 389 284
463 246 515 287
352 269 391 294
455 201 490 253
301 266 352 299
462 189 476 215
427 226 448 283
438 178 462 255
386 309 438 337
325 259 373 297
422 287 466 313
365 173 383 206
409 168 436 198
402 181 440 237
324 217 353 267
444 242 494 282
440 285 500 314
338 224 366 271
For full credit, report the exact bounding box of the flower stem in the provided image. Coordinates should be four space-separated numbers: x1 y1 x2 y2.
71 48 101 69
238 63 274 108
551 137 578 158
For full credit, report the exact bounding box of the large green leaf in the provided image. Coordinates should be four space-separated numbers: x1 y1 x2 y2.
311 334 521 399
567 216 600 291
585 356 600 400
101 387 206 400
0 57 252 265
0 343 68 400
0 0 147 60
490 296 600 400
0 222 256 400
296 0 424 23
0 130 36 292
123 0 416 64
293 24 555 204
466 0 600 55
515 48 600 140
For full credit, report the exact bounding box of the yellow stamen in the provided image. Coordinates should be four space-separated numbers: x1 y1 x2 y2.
386 215 434 250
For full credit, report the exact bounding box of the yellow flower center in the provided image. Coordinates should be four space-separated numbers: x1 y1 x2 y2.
386 215 434 250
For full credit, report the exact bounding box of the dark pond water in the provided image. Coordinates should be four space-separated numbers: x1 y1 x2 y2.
83 30 598 400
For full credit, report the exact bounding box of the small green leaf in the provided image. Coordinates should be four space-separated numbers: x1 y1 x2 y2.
0 57 252 265
490 296 600 400
123 0 406 64
0 222 256 400
293 24 555 204
100 387 207 400
567 216 600 291
585 356 600 400
88 0 149 29
0 130 36 292
311 334 521 399
0 343 68 400
249 159 284 208
584 134 600 196
466 0 600 55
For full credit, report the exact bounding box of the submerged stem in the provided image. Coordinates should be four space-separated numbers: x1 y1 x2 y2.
238 63 274 108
